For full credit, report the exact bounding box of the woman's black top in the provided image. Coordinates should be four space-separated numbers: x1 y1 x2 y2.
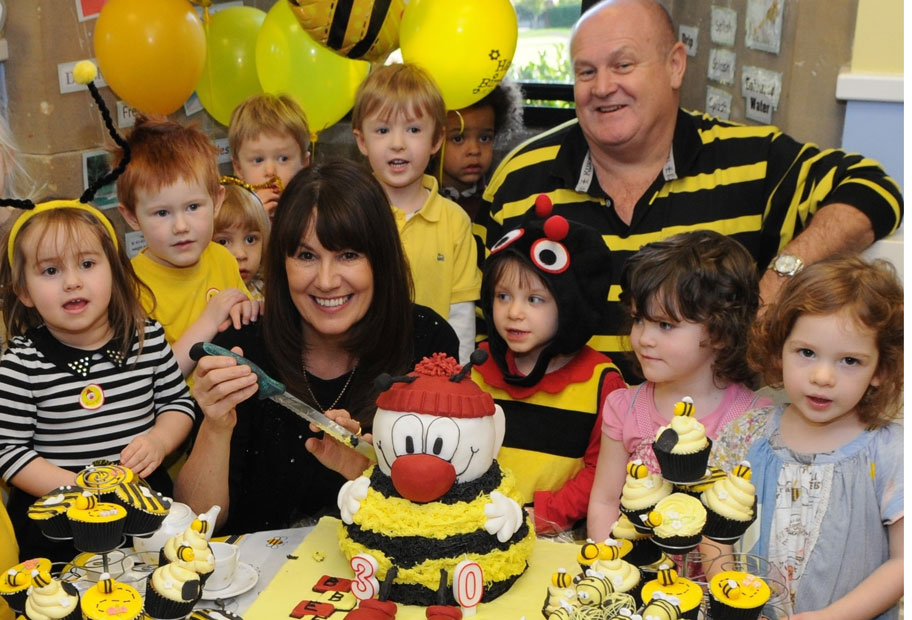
211 305 458 534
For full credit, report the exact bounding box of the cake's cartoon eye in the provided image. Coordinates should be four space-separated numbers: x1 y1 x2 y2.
490 228 524 253
530 238 570 273
424 417 459 461
391 414 424 456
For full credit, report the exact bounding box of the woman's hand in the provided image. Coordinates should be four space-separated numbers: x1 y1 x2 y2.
305 409 373 481
191 346 259 430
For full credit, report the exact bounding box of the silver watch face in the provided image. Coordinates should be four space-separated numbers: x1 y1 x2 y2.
774 254 801 275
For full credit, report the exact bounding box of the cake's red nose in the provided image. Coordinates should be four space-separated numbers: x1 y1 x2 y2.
390 454 456 503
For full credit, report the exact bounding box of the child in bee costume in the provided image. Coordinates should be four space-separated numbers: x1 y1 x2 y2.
472 194 626 534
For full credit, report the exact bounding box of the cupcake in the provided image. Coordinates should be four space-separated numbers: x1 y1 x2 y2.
708 571 771 620
641 493 706 554
79 573 143 620
641 565 703 620
701 462 757 543
652 397 713 483
610 514 662 567
27 486 83 539
24 569 80 620
618 460 672 533
113 482 171 537
188 612 245 619
675 466 726 498
75 462 135 502
160 517 215 585
66 493 127 553
143 560 202 620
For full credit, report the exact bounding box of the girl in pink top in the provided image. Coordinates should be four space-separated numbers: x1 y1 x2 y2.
587 231 770 541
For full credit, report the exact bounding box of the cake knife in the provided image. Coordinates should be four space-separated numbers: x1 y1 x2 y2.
189 342 376 461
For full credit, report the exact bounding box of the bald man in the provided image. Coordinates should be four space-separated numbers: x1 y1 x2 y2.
477 0 902 378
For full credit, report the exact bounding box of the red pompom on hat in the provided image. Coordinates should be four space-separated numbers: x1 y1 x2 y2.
375 353 495 418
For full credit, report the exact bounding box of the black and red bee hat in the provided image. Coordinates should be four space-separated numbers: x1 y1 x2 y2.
481 194 613 386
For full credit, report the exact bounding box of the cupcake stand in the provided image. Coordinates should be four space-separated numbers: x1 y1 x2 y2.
609 459 792 620
3 464 234 620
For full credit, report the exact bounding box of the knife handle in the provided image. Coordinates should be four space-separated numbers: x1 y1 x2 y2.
189 342 286 399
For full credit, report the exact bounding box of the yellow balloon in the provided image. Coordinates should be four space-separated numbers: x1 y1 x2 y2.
287 0 405 63
196 6 266 126
399 0 518 110
94 0 206 115
256 0 369 135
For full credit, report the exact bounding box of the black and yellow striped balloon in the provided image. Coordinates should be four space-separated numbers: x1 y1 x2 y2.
287 0 405 62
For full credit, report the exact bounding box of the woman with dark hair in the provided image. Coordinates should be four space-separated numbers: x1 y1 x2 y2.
176 159 458 534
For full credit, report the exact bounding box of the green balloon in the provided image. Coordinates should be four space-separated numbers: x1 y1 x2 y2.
256 0 369 137
196 6 266 126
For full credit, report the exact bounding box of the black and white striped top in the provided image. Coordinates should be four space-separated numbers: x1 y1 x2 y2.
0 320 195 481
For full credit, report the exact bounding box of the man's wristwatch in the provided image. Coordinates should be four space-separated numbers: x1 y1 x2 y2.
768 253 804 277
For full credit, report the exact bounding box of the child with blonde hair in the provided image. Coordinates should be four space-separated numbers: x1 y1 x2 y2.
0 202 195 561
116 116 257 376
229 93 311 218
588 230 768 541
213 178 270 299
711 256 903 620
352 63 480 362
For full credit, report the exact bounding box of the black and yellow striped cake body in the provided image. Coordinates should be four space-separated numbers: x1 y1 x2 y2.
339 463 535 606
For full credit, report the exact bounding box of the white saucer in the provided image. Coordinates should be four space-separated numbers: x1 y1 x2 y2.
200 562 258 600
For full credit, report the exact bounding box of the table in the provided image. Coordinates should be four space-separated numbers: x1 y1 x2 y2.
199 526 312 616
237 517 584 620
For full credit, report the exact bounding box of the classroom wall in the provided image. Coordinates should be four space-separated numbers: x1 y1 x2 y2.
0 1 900 218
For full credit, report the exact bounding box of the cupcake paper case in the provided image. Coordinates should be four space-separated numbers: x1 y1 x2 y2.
66 493 127 553
708 571 771 620
652 397 713 483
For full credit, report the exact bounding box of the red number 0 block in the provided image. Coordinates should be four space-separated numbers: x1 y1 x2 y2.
349 553 380 600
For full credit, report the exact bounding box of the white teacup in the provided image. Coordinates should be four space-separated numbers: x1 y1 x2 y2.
207 542 240 591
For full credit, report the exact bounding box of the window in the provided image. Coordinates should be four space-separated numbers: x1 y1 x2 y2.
510 1 581 125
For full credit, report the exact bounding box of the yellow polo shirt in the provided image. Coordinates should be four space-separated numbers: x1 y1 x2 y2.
392 175 481 319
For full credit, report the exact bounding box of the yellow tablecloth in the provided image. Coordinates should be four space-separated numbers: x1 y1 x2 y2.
245 516 583 619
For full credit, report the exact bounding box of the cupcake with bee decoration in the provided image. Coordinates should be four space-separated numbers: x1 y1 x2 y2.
24 569 81 620
652 397 712 483
80 573 143 620
708 571 770 620
641 566 702 620
619 459 672 534
701 461 757 543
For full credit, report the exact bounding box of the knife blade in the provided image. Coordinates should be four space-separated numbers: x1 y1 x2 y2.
190 342 376 461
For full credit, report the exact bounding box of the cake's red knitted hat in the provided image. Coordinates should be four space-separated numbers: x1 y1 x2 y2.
375 353 495 418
